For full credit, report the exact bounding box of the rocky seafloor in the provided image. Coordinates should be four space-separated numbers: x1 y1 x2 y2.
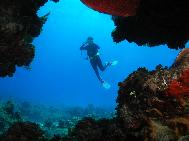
0 99 114 141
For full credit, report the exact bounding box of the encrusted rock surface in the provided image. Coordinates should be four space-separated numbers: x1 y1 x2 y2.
0 122 44 141
111 0 189 49
116 48 189 140
0 0 59 77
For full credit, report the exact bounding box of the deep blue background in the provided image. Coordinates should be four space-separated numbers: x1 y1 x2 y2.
0 0 182 108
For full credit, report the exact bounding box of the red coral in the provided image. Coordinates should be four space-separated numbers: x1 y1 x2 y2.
166 69 189 97
80 0 140 17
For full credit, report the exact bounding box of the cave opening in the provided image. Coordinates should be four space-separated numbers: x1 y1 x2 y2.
0 0 181 110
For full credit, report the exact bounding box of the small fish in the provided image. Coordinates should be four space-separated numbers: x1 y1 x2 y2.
80 0 140 17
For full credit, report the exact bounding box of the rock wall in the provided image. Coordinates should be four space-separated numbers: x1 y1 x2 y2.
111 0 189 49
117 49 189 140
0 0 59 77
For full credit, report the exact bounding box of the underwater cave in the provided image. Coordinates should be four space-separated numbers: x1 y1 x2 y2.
0 0 189 141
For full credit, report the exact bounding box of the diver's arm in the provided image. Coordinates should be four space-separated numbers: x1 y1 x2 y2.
80 43 88 50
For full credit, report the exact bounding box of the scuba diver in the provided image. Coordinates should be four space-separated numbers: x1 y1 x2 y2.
80 37 117 88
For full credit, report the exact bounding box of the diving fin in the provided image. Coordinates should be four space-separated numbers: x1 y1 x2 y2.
105 60 119 67
111 60 118 66
102 81 111 89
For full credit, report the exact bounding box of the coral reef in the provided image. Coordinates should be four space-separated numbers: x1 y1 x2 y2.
0 100 22 136
0 122 45 141
116 48 189 140
81 0 189 49
166 68 189 97
0 0 59 77
167 48 189 97
65 117 128 141
1 1 189 138
0 99 114 140
81 0 140 17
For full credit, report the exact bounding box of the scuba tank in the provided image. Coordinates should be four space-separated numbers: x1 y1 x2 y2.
80 42 89 60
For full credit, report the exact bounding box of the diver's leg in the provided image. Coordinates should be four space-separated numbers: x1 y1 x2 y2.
96 56 109 71
90 60 104 83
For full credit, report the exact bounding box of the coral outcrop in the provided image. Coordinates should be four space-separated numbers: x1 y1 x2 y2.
0 122 44 141
111 0 189 49
116 48 189 140
166 69 189 97
0 100 22 136
62 117 143 141
166 48 189 97
0 0 59 77
81 0 189 49
0 99 114 140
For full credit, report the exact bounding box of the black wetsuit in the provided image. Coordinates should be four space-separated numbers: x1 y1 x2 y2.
80 42 108 83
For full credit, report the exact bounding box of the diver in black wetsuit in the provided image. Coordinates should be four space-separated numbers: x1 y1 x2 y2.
80 37 111 83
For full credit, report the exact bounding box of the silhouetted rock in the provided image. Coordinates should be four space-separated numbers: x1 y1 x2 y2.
0 0 59 77
65 117 142 141
0 122 44 141
111 0 189 49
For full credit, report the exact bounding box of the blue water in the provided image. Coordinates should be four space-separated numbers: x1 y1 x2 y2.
0 0 181 108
